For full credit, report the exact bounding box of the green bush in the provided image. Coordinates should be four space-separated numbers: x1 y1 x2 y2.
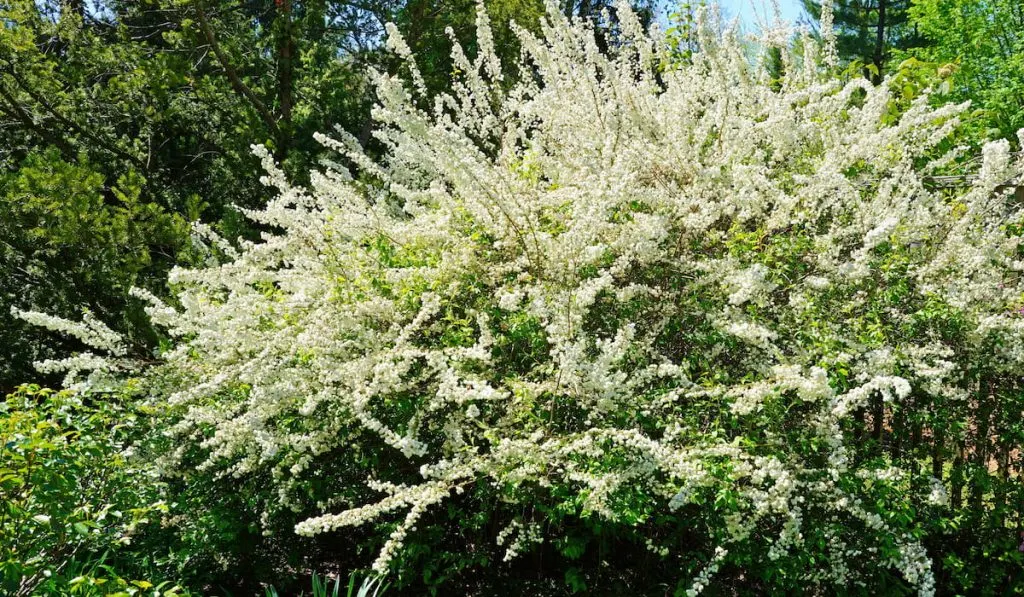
0 384 187 596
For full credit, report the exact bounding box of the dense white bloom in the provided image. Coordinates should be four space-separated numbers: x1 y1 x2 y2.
12 307 125 357
24 1 1024 594
926 476 949 507
725 263 776 306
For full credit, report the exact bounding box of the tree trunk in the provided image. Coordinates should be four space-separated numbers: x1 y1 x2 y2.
194 2 281 144
68 0 85 19
872 0 887 84
276 0 295 160
970 380 994 512
931 425 944 480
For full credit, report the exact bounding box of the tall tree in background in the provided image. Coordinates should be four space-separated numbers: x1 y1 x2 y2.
801 0 1023 146
801 0 920 82
0 1 190 390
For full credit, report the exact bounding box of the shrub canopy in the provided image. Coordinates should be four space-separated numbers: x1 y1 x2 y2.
20 2 1024 594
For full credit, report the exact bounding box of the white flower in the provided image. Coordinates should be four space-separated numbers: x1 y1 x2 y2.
23 2 1020 594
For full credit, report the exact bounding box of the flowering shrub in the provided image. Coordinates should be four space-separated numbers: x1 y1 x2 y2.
18 1 1024 594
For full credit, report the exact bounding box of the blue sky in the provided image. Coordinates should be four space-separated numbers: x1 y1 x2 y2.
713 0 809 29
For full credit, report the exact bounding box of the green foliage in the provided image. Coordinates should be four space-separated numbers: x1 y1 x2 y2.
663 1 707 64
0 151 185 391
0 384 186 596
266 572 389 597
803 0 923 80
3 1 1024 595
900 0 1024 144
803 0 1023 147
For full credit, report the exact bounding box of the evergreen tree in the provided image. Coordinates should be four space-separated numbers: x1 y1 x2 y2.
801 0 921 81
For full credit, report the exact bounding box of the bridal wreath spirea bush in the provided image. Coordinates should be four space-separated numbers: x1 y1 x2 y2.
21 1 1024 594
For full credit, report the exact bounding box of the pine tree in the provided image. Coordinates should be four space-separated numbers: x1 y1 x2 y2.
802 0 921 82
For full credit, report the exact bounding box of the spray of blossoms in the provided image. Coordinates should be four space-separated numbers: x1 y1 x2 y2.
18 0 1024 594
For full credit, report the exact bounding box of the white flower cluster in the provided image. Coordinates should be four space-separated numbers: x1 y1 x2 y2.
496 519 544 562
724 263 776 306
685 546 728 597
11 306 134 389
12 307 125 357
30 0 1024 593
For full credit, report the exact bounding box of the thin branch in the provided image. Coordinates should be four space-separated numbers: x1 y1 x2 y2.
0 82 76 160
0 64 147 170
193 1 281 140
